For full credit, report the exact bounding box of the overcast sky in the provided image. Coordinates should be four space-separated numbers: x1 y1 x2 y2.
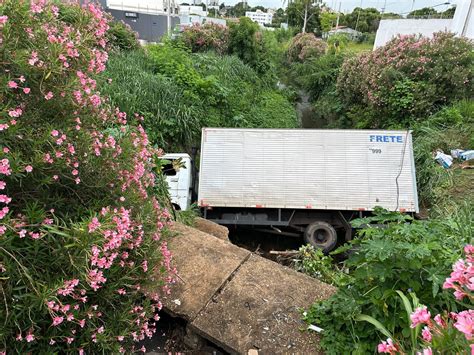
225 0 459 14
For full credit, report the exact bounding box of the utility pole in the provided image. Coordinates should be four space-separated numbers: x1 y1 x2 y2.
167 0 171 36
335 1 341 28
355 0 362 31
381 0 387 14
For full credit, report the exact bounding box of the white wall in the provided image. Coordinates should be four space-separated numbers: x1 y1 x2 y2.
374 19 452 48
451 0 474 37
374 0 474 49
107 0 166 14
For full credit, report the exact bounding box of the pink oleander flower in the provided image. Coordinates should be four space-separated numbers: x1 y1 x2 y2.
23 87 31 94
0 195 11 204
454 310 474 340
0 159 11 176
377 338 397 354
25 329 35 342
0 124 8 131
434 314 446 328
417 348 432 355
25 165 33 173
44 91 54 100
51 130 59 137
0 15 8 25
52 316 64 326
88 217 101 233
28 51 39 66
8 108 22 117
465 245 474 255
411 306 431 328
7 80 18 89
421 326 432 342
0 181 5 189
19 76 25 83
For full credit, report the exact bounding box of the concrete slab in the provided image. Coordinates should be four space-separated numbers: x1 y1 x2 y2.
193 217 230 242
162 223 251 320
190 254 337 354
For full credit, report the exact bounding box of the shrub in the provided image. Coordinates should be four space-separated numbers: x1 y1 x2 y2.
337 32 474 128
303 208 473 354
106 20 140 52
99 50 203 150
228 17 272 73
0 2 174 353
180 22 229 54
412 101 474 212
100 46 297 150
370 246 474 354
287 33 327 63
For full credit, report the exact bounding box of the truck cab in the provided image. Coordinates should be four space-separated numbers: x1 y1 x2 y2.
162 153 192 211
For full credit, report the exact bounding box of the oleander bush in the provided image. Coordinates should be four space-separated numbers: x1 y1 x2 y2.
287 32 327 63
180 22 229 54
0 1 174 353
337 32 474 128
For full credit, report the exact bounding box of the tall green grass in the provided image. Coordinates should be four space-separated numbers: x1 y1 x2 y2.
413 100 474 215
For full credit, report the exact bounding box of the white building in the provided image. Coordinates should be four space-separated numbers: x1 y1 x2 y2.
245 9 273 26
106 0 175 15
179 5 208 16
179 15 226 28
374 0 474 48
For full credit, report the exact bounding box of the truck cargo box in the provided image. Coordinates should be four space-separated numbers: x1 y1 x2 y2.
198 128 419 213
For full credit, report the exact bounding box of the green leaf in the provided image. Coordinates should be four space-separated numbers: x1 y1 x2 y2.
355 314 394 340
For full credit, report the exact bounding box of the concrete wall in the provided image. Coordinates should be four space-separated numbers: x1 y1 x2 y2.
106 0 166 14
374 19 452 48
179 15 226 27
451 0 474 38
374 0 474 49
106 9 180 42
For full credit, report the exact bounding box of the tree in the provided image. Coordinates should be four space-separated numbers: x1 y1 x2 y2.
408 7 438 19
320 11 337 32
343 7 380 33
271 8 286 27
228 17 271 73
442 6 456 18
251 5 266 12
227 1 247 17
287 0 322 33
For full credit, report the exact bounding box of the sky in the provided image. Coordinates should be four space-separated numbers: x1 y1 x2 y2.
224 0 459 14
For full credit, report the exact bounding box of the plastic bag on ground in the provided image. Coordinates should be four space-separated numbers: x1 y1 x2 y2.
434 150 453 169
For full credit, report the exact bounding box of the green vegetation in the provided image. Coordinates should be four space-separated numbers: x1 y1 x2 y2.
99 40 297 151
0 2 173 353
281 25 473 355
301 208 473 354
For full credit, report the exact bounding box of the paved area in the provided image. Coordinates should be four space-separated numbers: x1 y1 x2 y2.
161 223 337 354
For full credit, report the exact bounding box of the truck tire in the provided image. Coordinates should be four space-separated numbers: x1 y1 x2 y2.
304 221 337 254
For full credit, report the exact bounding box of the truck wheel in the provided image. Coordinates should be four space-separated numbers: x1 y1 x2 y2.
304 221 337 254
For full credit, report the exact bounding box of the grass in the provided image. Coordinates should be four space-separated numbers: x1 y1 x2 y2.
346 41 373 53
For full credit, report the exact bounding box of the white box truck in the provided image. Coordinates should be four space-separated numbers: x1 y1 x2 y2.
166 128 419 252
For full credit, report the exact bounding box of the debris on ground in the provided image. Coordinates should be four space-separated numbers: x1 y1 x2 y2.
434 150 453 168
434 148 474 169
